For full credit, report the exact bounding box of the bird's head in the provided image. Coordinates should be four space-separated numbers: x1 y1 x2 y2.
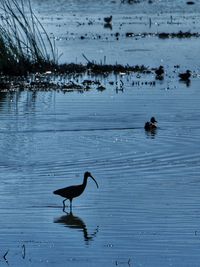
85 171 99 188
150 117 157 123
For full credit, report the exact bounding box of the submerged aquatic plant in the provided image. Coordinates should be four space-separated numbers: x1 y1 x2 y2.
0 0 57 75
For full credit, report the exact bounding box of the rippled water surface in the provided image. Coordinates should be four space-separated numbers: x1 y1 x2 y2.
30 0 200 67
33 0 200 14
0 0 200 266
0 79 200 266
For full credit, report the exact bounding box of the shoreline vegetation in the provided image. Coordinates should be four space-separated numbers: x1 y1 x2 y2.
0 0 57 75
0 0 156 91
0 0 150 77
0 0 193 92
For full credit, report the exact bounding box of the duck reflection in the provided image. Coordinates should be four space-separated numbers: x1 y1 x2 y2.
104 23 112 30
54 212 99 244
179 79 191 87
145 128 157 138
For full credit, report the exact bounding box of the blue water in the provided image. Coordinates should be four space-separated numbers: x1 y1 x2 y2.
0 78 200 266
32 0 200 69
0 0 200 266
33 0 200 15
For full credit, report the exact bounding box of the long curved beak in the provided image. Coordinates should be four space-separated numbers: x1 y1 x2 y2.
90 175 99 188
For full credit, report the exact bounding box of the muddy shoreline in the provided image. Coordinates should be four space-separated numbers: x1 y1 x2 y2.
0 61 194 92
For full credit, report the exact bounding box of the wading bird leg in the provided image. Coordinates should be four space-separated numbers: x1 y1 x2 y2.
62 199 67 212
70 199 72 212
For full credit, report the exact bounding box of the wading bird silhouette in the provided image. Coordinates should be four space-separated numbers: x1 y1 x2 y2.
53 171 99 211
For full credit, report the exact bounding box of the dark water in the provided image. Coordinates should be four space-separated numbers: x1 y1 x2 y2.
0 79 200 266
0 0 200 266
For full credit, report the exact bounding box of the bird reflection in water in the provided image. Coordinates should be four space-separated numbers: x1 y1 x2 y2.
54 212 99 244
145 129 157 138
145 127 157 138
104 23 112 30
178 70 191 87
179 79 191 87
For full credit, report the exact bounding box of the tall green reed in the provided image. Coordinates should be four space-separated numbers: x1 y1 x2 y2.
0 0 57 75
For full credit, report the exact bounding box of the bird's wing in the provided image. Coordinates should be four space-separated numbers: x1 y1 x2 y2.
54 185 76 197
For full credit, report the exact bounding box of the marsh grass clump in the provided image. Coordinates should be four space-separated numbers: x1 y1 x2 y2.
88 63 150 74
0 0 57 75
158 31 199 39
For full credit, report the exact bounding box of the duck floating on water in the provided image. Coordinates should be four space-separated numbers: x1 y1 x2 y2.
144 117 157 131
155 65 164 76
104 15 112 24
155 65 164 79
179 70 191 81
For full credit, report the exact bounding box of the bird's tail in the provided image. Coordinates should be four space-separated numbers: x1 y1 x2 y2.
53 189 59 195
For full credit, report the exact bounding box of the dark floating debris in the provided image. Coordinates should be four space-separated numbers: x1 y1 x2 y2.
121 0 140 3
115 258 131 266
158 31 199 39
97 85 106 91
126 32 135 37
174 65 180 69
186 1 195 4
3 250 9 264
22 244 26 259
125 31 200 39
132 80 155 87
88 63 150 74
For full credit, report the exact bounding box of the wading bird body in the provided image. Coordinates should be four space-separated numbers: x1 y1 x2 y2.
53 171 98 211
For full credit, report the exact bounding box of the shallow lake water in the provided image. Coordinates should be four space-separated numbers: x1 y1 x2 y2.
0 0 200 266
31 0 200 70
0 78 200 266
